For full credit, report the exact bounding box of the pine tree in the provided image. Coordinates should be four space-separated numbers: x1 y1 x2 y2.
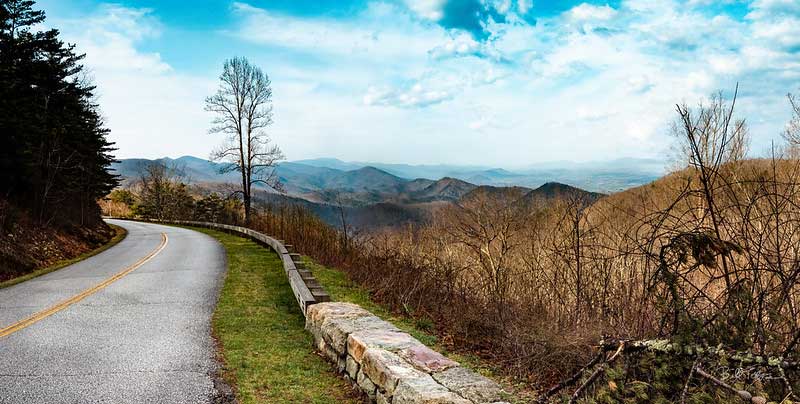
0 0 118 227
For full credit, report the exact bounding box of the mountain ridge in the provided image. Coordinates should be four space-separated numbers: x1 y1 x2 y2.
113 155 663 194
110 156 608 230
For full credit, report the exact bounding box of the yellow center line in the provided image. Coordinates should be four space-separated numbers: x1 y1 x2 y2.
0 232 169 339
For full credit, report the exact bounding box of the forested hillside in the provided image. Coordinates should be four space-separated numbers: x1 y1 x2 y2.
0 0 118 280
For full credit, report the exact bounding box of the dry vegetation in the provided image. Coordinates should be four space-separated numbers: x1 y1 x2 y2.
244 89 800 402
106 88 800 402
1 198 116 282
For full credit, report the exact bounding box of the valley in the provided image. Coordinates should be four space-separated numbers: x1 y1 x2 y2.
110 156 615 229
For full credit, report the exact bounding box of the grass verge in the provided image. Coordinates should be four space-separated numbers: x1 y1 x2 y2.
193 228 362 404
0 224 127 290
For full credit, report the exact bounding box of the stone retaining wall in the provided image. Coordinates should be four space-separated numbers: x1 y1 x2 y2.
109 218 508 403
306 302 509 404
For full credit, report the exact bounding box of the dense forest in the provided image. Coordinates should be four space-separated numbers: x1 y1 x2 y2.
0 0 118 279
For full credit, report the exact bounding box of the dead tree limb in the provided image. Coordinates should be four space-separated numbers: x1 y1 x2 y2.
537 350 605 403
568 342 624 404
695 367 766 404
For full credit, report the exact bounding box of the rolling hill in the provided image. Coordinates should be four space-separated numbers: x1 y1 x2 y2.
293 157 665 193
111 156 623 229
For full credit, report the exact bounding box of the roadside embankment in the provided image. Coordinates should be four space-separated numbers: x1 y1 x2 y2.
0 211 125 289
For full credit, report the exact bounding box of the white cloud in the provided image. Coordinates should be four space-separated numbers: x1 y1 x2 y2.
364 82 453 108
403 0 447 21
60 5 170 74
230 2 439 62
42 0 800 165
751 18 800 49
567 3 617 21
517 0 532 15
429 33 483 59
50 5 215 160
746 0 800 20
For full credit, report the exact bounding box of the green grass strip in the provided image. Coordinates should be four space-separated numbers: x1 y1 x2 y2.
0 224 128 290
194 228 361 404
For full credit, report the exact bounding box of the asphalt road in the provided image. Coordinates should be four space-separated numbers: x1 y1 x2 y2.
0 220 230 403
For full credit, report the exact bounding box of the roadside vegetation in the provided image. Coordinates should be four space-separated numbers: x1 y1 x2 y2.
193 227 361 404
0 223 125 289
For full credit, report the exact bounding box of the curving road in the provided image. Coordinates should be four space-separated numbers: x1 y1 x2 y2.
0 220 231 403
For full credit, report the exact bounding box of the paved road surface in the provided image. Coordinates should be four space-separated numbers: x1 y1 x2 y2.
0 220 230 403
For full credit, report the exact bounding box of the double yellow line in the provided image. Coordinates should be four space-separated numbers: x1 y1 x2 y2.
0 233 168 339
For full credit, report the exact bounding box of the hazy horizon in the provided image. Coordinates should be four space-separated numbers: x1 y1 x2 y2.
124 153 669 171
38 0 800 165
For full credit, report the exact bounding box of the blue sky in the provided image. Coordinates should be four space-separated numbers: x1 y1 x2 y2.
37 0 800 166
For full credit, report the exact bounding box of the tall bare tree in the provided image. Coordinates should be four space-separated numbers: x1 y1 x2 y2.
782 92 800 155
205 56 284 224
670 86 749 291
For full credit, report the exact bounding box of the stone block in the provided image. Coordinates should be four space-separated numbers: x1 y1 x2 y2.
316 338 340 363
357 369 378 399
397 345 459 373
346 355 360 379
361 348 429 396
392 375 472 404
432 367 503 403
306 302 372 334
376 391 391 404
348 329 421 363
322 315 400 353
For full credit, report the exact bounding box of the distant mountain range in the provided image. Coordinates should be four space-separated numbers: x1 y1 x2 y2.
110 155 661 229
292 157 665 193
113 155 664 194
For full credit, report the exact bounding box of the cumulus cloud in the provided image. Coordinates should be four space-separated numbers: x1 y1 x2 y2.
50 4 214 160
746 0 800 20
364 82 453 108
230 2 437 61
428 33 486 59
404 0 447 20
58 4 170 74
746 0 800 51
46 0 800 165
401 0 525 39
567 3 617 21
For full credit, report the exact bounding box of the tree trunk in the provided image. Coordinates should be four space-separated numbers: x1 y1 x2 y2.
244 193 251 225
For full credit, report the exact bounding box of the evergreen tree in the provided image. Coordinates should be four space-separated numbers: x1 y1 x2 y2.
0 0 118 227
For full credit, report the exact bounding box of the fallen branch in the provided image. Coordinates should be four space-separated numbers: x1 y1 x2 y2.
680 359 698 404
568 342 624 404
600 338 799 369
537 350 605 403
695 367 766 404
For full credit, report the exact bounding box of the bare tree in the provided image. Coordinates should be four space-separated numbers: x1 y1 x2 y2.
783 92 800 156
670 86 749 290
672 86 749 170
136 162 193 220
205 56 285 224
440 188 528 330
